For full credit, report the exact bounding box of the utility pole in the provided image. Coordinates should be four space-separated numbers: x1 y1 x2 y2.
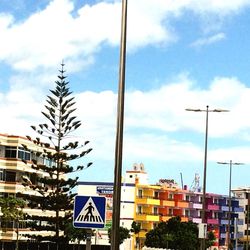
186 106 229 250
217 161 244 249
111 0 128 250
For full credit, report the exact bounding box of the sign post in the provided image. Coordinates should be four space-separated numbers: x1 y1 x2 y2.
73 196 106 249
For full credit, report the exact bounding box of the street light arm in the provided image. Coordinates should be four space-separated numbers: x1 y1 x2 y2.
185 108 202 112
212 109 230 112
217 162 228 165
217 161 244 165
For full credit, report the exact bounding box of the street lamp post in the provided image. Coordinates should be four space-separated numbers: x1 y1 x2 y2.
186 105 229 250
111 0 128 250
247 191 249 250
217 160 244 250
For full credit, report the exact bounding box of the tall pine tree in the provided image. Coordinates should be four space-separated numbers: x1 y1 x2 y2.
25 63 92 248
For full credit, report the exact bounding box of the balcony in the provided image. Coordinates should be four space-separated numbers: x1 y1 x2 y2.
220 219 228 225
175 201 189 208
207 204 220 210
220 233 227 239
180 216 189 222
161 200 175 207
136 196 160 206
192 218 202 224
221 206 229 211
192 203 202 209
161 215 172 222
234 207 244 212
136 213 160 222
137 230 147 238
237 219 244 225
207 218 219 225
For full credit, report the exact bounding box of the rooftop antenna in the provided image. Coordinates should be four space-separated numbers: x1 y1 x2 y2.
190 173 201 192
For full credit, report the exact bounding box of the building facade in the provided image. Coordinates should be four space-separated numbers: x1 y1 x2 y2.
78 163 245 249
232 187 250 247
0 134 56 244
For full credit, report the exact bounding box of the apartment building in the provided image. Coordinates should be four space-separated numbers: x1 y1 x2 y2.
0 134 56 244
77 163 244 249
232 187 250 246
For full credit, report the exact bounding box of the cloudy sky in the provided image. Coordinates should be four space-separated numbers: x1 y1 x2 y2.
1 0 250 195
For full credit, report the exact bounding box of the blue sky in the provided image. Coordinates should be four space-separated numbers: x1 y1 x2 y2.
1 0 250 195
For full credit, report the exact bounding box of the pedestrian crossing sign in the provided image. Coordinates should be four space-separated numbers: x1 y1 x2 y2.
73 195 106 229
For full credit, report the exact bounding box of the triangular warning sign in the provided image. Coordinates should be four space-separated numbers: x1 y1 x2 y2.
75 197 104 224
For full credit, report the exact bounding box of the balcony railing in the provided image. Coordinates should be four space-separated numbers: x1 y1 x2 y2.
207 204 220 210
136 196 160 206
136 195 160 200
136 213 160 222
207 218 219 225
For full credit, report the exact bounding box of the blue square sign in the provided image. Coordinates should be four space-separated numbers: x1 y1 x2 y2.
73 195 106 229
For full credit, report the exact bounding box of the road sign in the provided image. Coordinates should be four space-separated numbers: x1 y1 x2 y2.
198 223 207 239
73 195 106 229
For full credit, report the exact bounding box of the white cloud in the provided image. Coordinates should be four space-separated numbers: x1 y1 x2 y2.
190 33 226 47
34 75 250 161
188 0 250 15
2 72 250 184
1 72 250 158
210 147 250 164
0 0 250 72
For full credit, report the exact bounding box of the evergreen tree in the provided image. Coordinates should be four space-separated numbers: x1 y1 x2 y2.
0 197 26 250
25 63 92 249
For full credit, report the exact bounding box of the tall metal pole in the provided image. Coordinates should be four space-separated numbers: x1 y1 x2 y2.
186 106 229 250
247 192 249 250
111 0 127 250
202 106 209 225
201 105 209 250
217 161 244 249
227 160 232 250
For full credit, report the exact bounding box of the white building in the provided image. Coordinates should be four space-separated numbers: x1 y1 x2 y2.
77 163 148 247
232 187 250 245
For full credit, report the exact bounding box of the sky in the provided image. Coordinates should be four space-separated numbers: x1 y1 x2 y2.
0 0 250 195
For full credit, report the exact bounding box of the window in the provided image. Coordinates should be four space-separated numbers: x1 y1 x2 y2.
185 209 190 217
153 223 158 229
138 189 143 198
198 210 201 218
169 193 173 199
1 221 14 229
44 158 54 167
169 208 173 216
137 206 142 214
18 147 30 161
0 169 3 181
5 171 16 182
5 146 17 158
154 191 159 199
0 193 13 198
153 207 158 215
186 195 190 201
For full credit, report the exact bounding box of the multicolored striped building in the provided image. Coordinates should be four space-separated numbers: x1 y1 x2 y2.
78 163 245 249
